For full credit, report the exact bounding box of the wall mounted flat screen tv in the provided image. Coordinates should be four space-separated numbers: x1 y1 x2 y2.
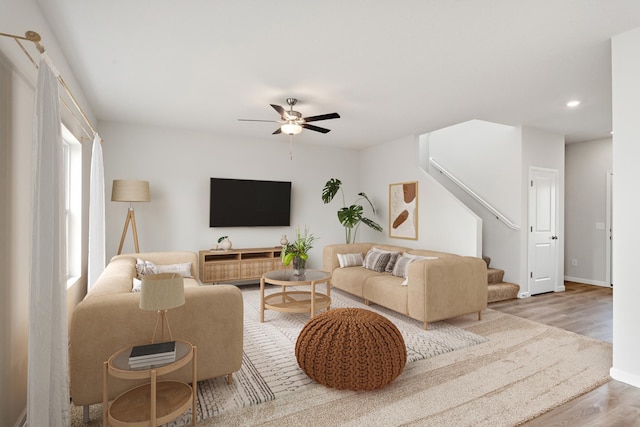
209 178 291 227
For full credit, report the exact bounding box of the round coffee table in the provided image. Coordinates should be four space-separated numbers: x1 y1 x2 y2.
260 269 332 322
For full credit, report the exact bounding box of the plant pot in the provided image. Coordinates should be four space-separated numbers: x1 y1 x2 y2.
293 256 306 277
221 238 232 250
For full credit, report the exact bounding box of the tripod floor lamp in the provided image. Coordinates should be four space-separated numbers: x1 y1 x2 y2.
112 179 150 255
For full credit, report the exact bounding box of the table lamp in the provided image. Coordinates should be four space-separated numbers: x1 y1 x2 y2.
140 273 185 343
111 179 150 254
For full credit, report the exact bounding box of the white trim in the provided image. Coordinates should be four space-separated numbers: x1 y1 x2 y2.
606 170 613 286
564 276 611 288
610 367 640 389
429 157 520 230
517 292 531 298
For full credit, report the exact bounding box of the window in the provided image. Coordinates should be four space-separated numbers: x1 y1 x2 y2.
62 125 81 286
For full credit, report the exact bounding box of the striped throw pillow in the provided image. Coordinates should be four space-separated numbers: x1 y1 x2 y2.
337 252 364 268
363 249 391 272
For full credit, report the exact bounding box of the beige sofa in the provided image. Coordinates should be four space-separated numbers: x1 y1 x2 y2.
323 243 487 329
69 251 243 413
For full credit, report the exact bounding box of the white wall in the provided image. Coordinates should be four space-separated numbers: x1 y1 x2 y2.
360 134 482 256
426 119 521 280
100 121 360 270
564 138 612 286
611 26 640 389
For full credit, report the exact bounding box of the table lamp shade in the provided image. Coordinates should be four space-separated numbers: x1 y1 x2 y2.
140 273 185 311
111 180 150 202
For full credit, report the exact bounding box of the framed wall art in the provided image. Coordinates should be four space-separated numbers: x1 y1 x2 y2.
388 181 418 240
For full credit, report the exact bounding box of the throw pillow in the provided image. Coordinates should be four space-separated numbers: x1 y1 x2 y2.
363 249 391 273
136 258 155 277
136 259 193 278
154 262 193 278
370 247 401 272
337 252 364 268
391 255 416 279
132 277 142 292
392 254 440 285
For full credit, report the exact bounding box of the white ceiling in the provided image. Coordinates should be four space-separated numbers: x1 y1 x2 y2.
34 0 640 149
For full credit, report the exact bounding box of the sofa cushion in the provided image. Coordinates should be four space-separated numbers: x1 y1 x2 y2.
363 275 408 315
332 267 383 298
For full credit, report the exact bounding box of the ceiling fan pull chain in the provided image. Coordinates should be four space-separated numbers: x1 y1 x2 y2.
289 135 293 160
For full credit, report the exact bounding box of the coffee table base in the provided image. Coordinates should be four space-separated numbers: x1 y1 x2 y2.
264 291 330 317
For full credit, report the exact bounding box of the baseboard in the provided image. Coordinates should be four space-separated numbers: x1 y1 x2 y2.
517 292 530 298
610 367 640 389
564 276 611 287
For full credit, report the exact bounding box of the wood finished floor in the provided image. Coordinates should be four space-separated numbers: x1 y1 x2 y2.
489 282 640 426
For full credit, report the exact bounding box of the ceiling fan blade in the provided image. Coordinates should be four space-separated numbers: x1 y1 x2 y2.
303 112 340 123
270 104 286 119
272 127 282 135
302 123 331 134
238 119 281 123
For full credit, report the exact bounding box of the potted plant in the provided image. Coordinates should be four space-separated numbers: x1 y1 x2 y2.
281 226 317 276
321 178 383 243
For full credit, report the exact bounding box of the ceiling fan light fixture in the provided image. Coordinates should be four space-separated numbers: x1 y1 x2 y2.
281 122 303 135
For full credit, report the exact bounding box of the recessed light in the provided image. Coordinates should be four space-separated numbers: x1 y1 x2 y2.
566 100 581 107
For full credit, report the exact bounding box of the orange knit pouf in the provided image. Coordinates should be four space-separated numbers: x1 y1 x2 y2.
295 308 407 391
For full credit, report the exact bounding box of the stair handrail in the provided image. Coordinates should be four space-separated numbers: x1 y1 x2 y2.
429 157 520 231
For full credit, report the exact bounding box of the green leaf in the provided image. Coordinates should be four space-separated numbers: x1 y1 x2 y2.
358 192 377 215
283 252 294 266
337 205 363 228
361 217 383 232
322 178 342 204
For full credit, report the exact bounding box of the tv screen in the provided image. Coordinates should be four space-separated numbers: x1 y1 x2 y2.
209 178 291 227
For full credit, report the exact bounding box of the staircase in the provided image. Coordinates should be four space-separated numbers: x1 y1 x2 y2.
483 257 520 303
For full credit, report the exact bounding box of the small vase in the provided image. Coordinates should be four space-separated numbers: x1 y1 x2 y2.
221 238 232 250
280 235 288 246
293 256 306 277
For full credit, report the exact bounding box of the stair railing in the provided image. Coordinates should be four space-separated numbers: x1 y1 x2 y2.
429 157 520 231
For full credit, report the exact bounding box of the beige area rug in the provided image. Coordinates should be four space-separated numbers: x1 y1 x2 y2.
71 286 486 426
199 308 612 427
71 290 612 426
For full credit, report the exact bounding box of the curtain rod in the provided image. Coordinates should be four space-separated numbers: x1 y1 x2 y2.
0 30 99 141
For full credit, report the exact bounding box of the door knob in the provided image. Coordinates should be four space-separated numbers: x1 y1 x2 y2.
551 235 558 240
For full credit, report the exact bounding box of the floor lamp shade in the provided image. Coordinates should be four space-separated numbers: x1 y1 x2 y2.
140 273 185 343
111 179 150 255
111 179 150 202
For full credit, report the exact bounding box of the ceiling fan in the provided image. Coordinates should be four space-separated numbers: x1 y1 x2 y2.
238 98 340 135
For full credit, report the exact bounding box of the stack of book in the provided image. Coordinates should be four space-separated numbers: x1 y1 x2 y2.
128 341 176 369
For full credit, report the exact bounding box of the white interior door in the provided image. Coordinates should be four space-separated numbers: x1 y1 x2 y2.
528 168 558 295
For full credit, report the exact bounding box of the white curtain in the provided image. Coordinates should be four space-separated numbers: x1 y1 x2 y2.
88 133 105 290
27 57 69 426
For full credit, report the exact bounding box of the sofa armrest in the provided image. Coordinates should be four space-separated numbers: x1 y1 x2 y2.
406 256 487 325
322 243 375 272
69 284 242 406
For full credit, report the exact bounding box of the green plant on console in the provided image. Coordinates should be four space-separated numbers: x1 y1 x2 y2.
322 178 383 244
217 235 229 244
281 226 317 267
